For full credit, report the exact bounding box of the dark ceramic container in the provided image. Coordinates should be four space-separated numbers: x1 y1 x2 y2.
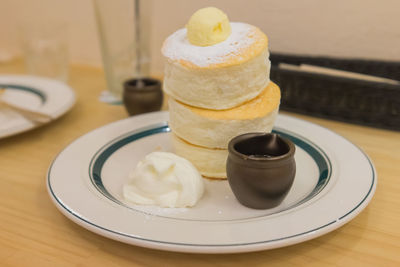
227 133 296 209
123 78 163 116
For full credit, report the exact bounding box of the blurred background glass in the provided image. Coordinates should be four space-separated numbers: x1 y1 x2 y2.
19 21 69 82
93 0 152 102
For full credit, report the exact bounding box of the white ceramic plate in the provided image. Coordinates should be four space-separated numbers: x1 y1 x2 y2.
0 75 75 138
47 111 376 254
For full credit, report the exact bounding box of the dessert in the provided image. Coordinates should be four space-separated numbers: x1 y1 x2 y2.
162 7 281 179
169 82 280 148
171 134 228 179
162 18 270 109
123 152 204 208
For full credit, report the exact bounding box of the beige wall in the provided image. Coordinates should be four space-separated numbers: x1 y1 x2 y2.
1 0 399 75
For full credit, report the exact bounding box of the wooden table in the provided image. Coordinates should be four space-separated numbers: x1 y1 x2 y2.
1 60 399 266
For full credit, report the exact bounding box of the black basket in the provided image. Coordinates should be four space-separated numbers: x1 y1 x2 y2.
270 53 400 131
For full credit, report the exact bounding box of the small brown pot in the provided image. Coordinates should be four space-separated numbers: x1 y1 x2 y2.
227 132 296 209
123 78 163 116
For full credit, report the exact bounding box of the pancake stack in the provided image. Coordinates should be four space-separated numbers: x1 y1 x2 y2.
162 13 281 179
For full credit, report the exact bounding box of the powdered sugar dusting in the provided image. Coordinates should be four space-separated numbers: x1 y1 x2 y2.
162 22 257 67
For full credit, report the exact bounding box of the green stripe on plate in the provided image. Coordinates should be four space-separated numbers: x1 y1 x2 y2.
89 123 332 221
0 84 47 103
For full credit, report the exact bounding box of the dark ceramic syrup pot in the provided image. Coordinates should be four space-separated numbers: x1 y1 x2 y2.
123 78 163 116
227 132 296 209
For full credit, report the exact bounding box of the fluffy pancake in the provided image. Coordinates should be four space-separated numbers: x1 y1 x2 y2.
171 133 228 179
162 22 270 110
168 82 280 149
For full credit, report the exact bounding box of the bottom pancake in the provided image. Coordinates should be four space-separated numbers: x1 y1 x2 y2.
171 133 228 179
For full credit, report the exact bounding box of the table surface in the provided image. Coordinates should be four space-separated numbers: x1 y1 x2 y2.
1 60 399 266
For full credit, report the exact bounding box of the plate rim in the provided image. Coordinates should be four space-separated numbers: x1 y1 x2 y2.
0 74 76 139
46 111 377 253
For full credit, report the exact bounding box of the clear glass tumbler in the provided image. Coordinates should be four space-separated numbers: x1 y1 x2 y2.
20 21 69 82
93 0 152 102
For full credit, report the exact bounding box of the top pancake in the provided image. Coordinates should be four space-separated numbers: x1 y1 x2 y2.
162 22 268 69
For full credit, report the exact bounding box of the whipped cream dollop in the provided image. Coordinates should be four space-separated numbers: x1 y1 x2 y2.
123 152 204 208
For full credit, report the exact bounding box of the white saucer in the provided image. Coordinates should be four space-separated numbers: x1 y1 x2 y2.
47 111 376 253
0 75 75 138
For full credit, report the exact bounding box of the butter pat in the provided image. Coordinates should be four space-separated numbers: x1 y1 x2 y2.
186 7 231 46
123 152 204 208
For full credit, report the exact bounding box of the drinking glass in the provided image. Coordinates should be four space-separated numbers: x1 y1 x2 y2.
20 21 69 82
93 0 152 102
